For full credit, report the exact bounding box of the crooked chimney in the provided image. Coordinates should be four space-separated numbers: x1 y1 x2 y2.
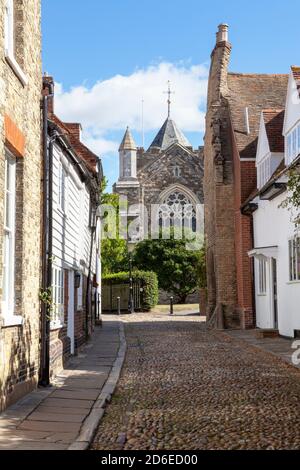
216 23 229 43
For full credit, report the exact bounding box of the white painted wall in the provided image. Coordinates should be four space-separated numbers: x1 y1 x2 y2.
253 193 300 337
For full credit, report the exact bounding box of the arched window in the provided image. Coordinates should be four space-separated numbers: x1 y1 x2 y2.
159 190 196 233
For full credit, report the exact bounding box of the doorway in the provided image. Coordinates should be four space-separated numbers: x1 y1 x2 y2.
272 258 278 329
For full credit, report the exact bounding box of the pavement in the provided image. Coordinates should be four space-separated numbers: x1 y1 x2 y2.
225 329 300 369
92 311 300 450
0 316 125 450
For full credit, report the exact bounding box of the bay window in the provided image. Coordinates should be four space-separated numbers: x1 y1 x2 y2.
286 123 300 165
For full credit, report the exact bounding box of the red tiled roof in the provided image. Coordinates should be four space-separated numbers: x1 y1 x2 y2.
262 109 285 153
227 73 288 159
51 114 98 173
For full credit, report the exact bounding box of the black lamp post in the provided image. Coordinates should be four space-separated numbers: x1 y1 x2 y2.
128 250 134 314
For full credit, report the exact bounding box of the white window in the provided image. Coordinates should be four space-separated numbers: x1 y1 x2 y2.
4 0 27 85
52 267 65 327
258 258 267 295
258 157 271 189
286 123 300 165
58 162 66 212
289 237 300 282
4 0 14 57
2 151 16 319
77 274 83 310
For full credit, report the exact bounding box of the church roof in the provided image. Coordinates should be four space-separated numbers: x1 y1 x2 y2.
148 118 191 151
119 127 137 151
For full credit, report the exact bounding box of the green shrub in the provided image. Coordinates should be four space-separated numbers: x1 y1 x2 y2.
102 270 158 311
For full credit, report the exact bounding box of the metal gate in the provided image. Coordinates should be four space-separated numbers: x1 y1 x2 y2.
102 280 142 312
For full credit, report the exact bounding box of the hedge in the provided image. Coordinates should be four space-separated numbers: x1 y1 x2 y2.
102 270 158 311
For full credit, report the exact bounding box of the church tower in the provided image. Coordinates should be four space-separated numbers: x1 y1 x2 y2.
113 127 141 243
118 127 137 180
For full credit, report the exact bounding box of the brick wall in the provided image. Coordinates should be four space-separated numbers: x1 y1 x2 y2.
0 1 42 411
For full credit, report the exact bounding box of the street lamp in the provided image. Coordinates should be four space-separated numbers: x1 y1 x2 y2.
128 243 135 314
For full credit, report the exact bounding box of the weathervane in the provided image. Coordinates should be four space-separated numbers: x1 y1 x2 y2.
164 80 175 118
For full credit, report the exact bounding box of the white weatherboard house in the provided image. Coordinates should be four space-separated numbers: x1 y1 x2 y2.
43 81 103 378
248 66 300 338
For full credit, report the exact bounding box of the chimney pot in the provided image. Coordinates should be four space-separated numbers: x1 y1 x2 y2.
217 23 229 43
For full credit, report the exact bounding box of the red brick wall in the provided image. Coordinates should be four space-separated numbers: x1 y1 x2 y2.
232 126 256 328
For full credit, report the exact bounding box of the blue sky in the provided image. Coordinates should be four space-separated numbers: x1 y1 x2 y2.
42 0 299 189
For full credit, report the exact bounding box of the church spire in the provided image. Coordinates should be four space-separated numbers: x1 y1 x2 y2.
164 80 175 119
119 126 137 151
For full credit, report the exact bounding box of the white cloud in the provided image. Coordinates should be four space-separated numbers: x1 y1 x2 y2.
54 61 208 156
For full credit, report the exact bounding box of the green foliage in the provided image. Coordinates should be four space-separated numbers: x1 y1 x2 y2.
102 270 158 311
39 287 54 320
280 169 300 226
133 235 206 303
100 177 128 274
101 239 128 275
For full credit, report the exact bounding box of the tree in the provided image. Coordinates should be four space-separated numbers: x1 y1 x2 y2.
280 168 300 226
133 234 206 304
100 177 128 275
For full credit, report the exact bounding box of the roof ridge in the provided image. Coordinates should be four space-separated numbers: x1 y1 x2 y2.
228 72 288 77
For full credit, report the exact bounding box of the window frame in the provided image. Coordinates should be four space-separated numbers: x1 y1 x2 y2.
2 150 22 326
286 122 300 166
51 266 65 329
58 161 67 214
258 258 267 295
4 0 27 86
77 273 83 311
289 237 300 282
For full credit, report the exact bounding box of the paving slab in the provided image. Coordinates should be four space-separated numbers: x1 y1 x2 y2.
27 412 87 423
41 398 94 409
0 316 122 450
50 389 100 401
18 420 82 433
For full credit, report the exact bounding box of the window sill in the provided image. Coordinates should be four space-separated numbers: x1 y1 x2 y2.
2 315 23 328
5 52 28 86
287 280 300 285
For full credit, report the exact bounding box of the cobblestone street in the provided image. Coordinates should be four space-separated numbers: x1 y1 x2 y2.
92 312 300 450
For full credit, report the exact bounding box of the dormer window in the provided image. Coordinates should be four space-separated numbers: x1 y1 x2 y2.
286 123 300 165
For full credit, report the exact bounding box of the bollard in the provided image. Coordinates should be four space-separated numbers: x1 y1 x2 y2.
117 297 121 316
170 296 174 316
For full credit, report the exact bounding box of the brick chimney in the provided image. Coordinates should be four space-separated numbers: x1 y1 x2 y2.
42 75 54 115
207 24 232 106
216 23 229 43
65 123 82 141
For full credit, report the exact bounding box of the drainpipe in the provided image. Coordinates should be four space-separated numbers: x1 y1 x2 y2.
40 89 54 387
